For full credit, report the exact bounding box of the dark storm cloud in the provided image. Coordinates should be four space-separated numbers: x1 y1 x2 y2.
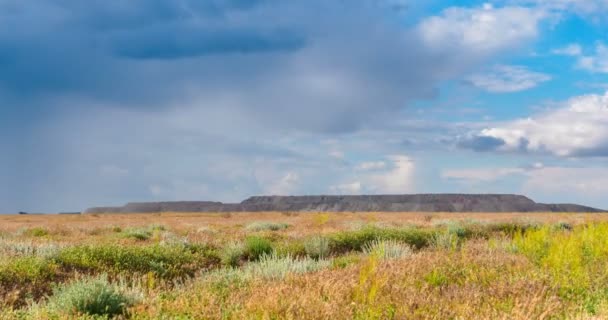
1 0 525 212
0 0 456 133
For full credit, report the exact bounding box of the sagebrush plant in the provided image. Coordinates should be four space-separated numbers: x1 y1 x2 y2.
0 240 64 259
245 253 330 280
304 236 330 259
245 222 290 232
363 239 412 260
46 275 140 317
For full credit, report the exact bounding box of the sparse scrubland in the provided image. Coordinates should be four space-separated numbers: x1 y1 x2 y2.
2 212 608 319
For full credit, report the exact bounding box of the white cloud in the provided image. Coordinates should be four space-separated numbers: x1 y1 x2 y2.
523 166 608 197
577 43 608 73
329 182 362 194
366 155 415 193
469 91 608 157
441 164 608 208
263 172 300 195
519 0 608 17
356 161 387 170
442 167 525 182
552 43 582 56
466 65 551 93
418 4 545 55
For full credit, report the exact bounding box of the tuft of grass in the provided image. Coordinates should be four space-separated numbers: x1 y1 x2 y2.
424 269 449 287
46 275 139 318
245 222 290 232
245 253 330 280
363 239 412 260
304 236 330 259
244 236 273 260
430 232 460 250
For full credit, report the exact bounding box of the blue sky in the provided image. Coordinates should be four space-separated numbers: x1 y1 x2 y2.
3 0 608 212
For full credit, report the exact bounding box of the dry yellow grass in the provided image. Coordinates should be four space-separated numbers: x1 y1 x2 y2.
1 211 603 235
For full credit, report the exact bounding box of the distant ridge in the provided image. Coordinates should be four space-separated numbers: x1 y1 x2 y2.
84 194 605 213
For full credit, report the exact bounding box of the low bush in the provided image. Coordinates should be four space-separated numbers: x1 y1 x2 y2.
22 227 49 238
274 240 306 258
363 239 412 260
245 222 290 232
220 242 246 267
55 244 219 278
46 275 139 318
244 236 273 260
329 227 433 254
0 257 58 308
304 236 330 259
0 240 64 259
122 228 153 241
430 232 460 250
0 257 57 286
245 253 330 280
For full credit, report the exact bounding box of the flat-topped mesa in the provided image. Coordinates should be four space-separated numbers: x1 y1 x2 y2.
239 194 538 212
83 194 605 213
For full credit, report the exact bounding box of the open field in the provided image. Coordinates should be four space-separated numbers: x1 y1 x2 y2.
2 212 608 319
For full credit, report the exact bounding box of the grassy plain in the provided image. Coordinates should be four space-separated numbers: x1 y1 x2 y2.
1 211 608 319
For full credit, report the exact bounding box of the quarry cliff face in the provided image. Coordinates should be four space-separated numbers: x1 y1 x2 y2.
84 194 605 213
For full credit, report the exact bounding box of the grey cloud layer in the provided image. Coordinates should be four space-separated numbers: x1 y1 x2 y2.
1 1 551 212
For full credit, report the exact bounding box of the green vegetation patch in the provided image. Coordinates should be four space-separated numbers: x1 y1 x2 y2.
55 244 219 278
329 226 434 254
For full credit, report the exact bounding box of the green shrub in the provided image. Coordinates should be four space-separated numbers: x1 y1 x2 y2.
487 220 539 235
430 232 460 250
55 244 219 278
363 239 412 260
22 227 49 237
274 240 306 258
329 227 432 254
245 236 273 260
331 254 362 269
245 222 290 232
122 228 153 241
220 242 246 267
0 257 58 308
0 256 57 286
47 275 138 318
304 236 330 259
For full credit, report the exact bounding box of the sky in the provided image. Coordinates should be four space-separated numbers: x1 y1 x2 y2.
2 0 608 213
